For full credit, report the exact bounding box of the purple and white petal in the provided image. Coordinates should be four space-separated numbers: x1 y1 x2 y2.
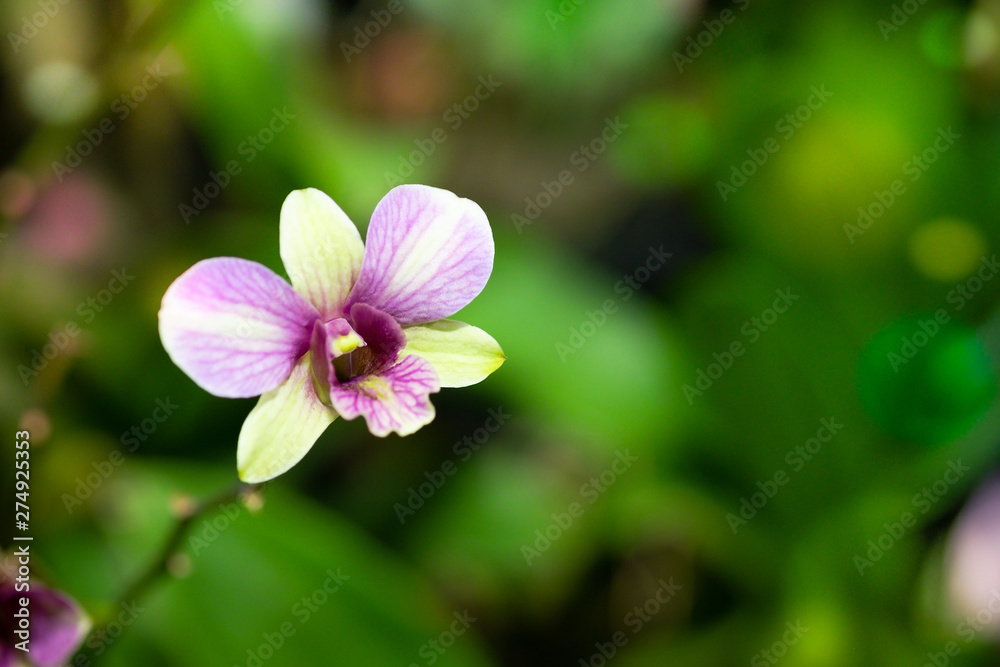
328 355 440 437
346 185 494 325
280 189 365 319
159 257 319 398
26 586 90 667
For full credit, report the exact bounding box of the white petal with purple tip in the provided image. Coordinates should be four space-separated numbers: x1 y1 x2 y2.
158 257 319 398
280 188 365 318
347 185 494 325
237 355 337 483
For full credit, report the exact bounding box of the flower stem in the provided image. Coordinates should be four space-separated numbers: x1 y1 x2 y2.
75 480 263 663
123 481 261 604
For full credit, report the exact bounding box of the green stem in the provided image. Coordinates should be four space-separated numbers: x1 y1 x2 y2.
75 480 263 663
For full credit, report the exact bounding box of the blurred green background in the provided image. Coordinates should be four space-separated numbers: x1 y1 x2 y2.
4 0 1000 664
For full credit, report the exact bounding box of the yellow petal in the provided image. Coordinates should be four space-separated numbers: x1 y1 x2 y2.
280 188 364 318
400 320 505 388
237 355 337 483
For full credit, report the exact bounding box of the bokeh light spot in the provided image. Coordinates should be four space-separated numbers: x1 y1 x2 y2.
23 60 99 125
612 95 715 186
920 9 965 69
964 10 999 68
858 318 997 445
908 218 987 282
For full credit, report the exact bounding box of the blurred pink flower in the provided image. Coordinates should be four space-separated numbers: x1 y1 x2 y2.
1 558 89 667
946 475 1000 637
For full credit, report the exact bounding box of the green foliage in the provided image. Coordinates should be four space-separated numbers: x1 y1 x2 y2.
3 0 1000 664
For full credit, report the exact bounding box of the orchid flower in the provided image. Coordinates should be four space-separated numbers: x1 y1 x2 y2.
0 558 90 667
159 185 505 482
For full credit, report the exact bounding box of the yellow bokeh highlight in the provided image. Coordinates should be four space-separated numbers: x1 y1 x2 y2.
908 218 987 282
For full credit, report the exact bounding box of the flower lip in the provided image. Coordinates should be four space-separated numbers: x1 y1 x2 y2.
345 303 406 377
308 304 407 405
328 353 440 437
310 318 362 405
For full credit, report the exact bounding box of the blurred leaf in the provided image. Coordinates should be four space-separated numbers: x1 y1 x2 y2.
457 231 685 460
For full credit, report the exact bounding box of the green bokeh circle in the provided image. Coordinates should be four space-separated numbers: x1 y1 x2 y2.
858 317 997 445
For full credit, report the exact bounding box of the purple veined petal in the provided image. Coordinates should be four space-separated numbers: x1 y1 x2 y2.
346 185 494 325
159 257 320 398
26 586 89 667
328 355 440 437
